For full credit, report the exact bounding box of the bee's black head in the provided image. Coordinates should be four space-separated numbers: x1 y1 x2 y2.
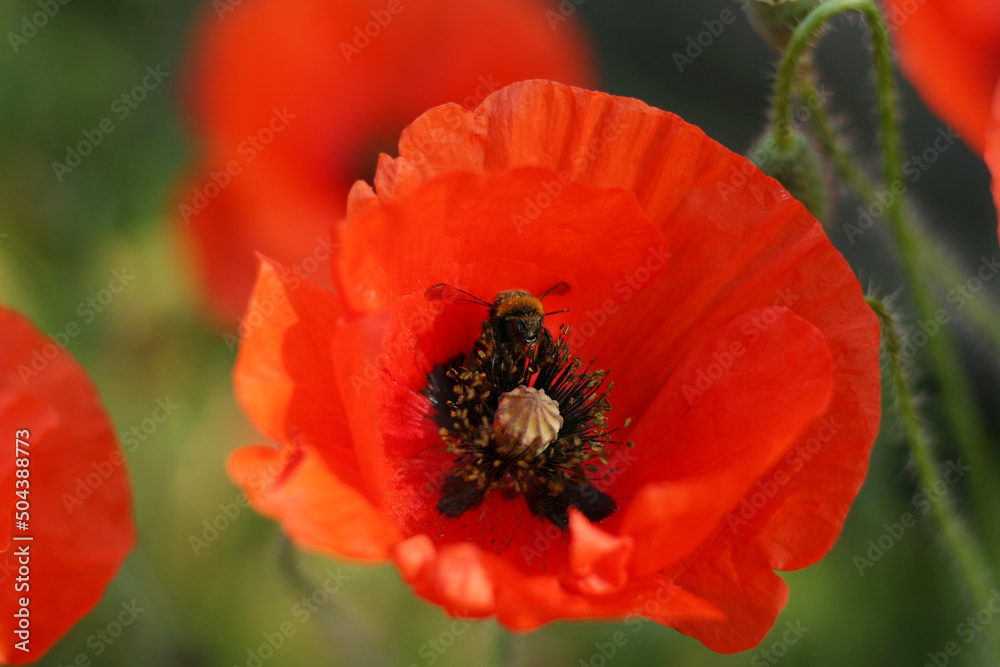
491 290 546 347
505 313 542 345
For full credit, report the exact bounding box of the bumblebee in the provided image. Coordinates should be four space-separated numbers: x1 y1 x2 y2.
419 280 623 537
423 282 570 349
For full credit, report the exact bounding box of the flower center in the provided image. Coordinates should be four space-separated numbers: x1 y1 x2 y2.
493 386 562 458
423 319 631 530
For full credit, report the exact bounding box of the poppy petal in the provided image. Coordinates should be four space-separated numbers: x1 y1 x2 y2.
666 537 791 653
617 308 834 575
233 255 366 489
335 167 665 317
884 0 1000 154
394 534 723 628
228 444 400 560
567 510 633 596
0 307 135 663
177 160 341 322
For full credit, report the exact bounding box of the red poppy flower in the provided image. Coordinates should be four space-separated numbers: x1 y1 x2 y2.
177 0 593 321
884 0 1000 242
884 0 1000 155
229 80 881 652
0 307 136 664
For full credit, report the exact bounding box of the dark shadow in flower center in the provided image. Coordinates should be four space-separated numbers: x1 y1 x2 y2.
422 321 630 532
345 127 407 186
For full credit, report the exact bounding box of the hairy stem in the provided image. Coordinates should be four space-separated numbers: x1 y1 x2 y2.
797 76 1000 353
868 297 1000 665
773 0 1000 561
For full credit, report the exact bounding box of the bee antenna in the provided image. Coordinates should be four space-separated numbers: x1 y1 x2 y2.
537 282 571 300
543 308 570 317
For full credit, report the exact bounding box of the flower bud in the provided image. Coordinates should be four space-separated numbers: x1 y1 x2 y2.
749 129 829 222
742 0 824 51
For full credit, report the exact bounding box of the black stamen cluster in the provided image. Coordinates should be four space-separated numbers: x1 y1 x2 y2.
423 321 629 529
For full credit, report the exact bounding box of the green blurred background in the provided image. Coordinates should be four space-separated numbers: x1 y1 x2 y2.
1 0 999 665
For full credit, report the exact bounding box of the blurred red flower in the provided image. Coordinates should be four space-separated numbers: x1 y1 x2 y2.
0 307 136 664
229 81 881 652
177 0 593 322
884 0 1000 155
884 0 1000 237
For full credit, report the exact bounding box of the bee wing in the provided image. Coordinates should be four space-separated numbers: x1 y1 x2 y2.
424 283 492 307
537 282 571 300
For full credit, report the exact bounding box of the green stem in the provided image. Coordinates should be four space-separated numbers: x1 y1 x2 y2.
274 534 388 667
868 297 1000 665
493 627 522 667
775 0 1000 561
796 75 878 209
917 242 1000 352
797 76 1000 353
